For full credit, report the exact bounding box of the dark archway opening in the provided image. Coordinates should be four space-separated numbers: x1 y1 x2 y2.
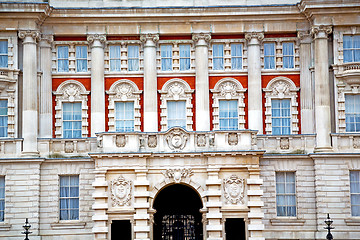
153 184 203 240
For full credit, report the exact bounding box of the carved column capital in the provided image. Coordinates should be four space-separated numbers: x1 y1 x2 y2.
192 32 211 46
87 34 106 48
39 34 54 47
311 25 332 39
140 33 159 47
245 32 264 43
18 30 40 43
297 30 312 44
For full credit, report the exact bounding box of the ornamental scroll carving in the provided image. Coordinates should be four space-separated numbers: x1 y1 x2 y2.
111 176 132 207
162 168 193 183
223 175 245 205
166 127 189 150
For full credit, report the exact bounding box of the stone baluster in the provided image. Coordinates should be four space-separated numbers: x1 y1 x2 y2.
245 32 264 134
88 34 106 137
192 33 211 131
19 30 40 156
312 25 333 151
140 33 159 132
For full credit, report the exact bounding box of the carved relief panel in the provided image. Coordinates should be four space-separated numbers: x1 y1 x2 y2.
223 175 245 205
110 175 132 207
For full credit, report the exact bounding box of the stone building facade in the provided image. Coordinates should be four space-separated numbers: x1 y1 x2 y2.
0 0 359 239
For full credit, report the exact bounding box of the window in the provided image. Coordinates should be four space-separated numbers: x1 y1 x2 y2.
345 95 360 132
179 44 191 71
272 99 291 135
219 100 238 130
276 172 296 217
231 43 242 70
350 171 360 216
0 100 7 137
264 43 275 69
161 44 172 71
57 46 69 72
167 101 186 128
283 42 294 69
343 35 360 63
75 46 87 72
60 175 79 220
0 41 8 68
115 102 134 132
0 177 4 222
213 44 224 70
110 45 121 71
63 102 82 138
128 45 139 71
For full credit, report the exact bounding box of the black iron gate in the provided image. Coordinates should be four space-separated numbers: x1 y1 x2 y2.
161 214 196 240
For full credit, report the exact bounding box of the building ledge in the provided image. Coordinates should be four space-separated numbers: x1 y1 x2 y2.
345 218 360 226
0 223 11 231
270 218 305 226
51 221 86 229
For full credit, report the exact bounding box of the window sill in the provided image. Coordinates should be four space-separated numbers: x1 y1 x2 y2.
51 221 86 229
0 223 11 231
345 218 360 226
270 218 305 226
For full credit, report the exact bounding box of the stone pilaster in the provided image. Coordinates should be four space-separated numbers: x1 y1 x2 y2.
39 34 53 138
88 34 106 137
140 33 159 132
19 30 40 156
245 32 264 134
193 33 211 131
205 167 223 240
92 169 109 240
311 25 333 152
298 30 315 134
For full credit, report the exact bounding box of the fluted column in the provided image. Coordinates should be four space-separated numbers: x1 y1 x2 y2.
140 33 159 132
312 26 333 151
193 33 211 131
298 31 315 134
246 32 264 134
19 30 40 156
39 34 53 138
88 34 106 137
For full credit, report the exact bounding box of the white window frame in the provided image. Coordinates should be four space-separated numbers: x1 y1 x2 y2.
59 175 79 221
231 43 243 70
0 100 8 138
62 102 82 139
114 101 135 132
159 79 194 131
128 45 140 72
282 42 295 69
161 44 173 71
107 79 142 132
75 45 88 72
337 83 360 133
264 42 276 69
276 171 297 217
109 45 121 72
344 94 360 132
167 100 187 129
343 35 360 63
57 45 69 72
271 99 291 135
179 44 191 71
54 80 89 138
0 40 8 68
212 43 224 70
0 176 4 222
263 77 299 135
211 78 246 130
350 171 360 216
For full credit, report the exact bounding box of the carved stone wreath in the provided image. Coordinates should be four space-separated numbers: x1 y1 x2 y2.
223 175 245 205
166 127 189 150
162 168 193 183
111 176 132 207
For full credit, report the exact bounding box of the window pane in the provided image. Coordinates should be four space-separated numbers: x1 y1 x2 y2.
276 172 296 217
231 43 242 70
110 45 121 71
167 101 186 128
272 99 291 134
283 42 294 69
58 46 69 72
115 102 134 132
343 35 360 63
345 95 360 132
161 45 172 71
63 103 82 138
0 41 8 68
213 44 224 70
219 100 238 130
60 176 79 220
264 43 275 69
128 45 139 71
180 44 191 71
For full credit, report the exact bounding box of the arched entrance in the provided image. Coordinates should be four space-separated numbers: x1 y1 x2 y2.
153 184 203 240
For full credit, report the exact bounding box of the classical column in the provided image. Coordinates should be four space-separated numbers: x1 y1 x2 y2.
245 32 264 134
192 33 211 131
88 34 106 137
312 26 333 151
39 34 53 138
140 34 159 132
298 31 315 134
19 30 40 156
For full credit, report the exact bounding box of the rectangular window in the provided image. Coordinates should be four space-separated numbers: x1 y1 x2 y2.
58 46 69 72
110 45 121 72
283 42 294 69
264 43 275 69
128 45 139 71
219 100 238 130
345 94 360 132
115 102 134 132
276 172 296 217
350 171 360 216
179 44 191 71
167 101 186 129
0 100 7 138
0 41 8 68
75 46 87 72
59 175 79 220
231 43 242 70
213 44 224 70
344 35 360 63
0 177 4 222
161 44 172 71
63 102 82 138
272 99 291 135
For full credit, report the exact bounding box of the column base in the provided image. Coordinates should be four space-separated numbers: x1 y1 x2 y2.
21 151 39 158
314 146 333 153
